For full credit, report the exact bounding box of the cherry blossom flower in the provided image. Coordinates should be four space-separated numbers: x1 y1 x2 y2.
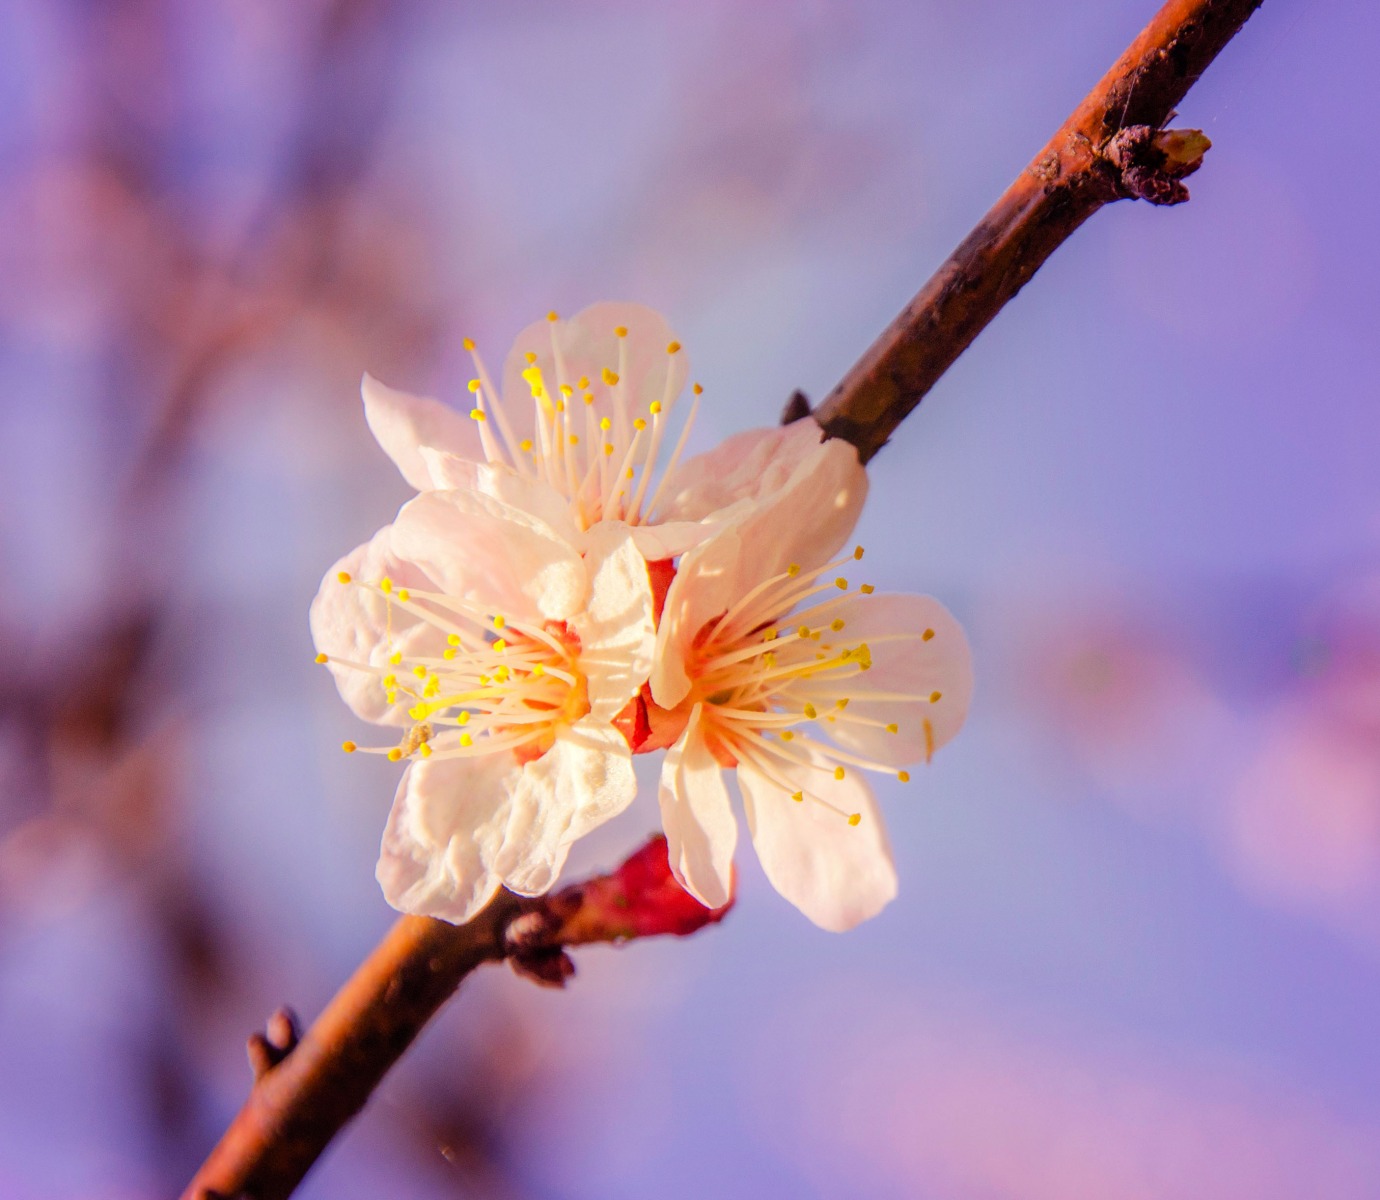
649 535 973 931
310 498 656 924
360 301 858 562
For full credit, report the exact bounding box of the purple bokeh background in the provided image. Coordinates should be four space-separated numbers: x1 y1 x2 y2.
2 2 1379 1197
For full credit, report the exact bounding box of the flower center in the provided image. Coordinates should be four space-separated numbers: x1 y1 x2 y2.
320 575 589 765
461 315 703 532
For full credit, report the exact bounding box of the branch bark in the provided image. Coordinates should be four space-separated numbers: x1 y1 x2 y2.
183 836 729 1200
813 0 1263 462
185 1 1264 1195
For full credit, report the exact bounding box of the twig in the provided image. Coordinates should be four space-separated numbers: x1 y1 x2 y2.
183 1 1264 1195
813 0 1263 462
182 836 728 1200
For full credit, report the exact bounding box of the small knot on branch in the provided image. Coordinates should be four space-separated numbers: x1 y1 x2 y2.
781 389 813 425
1103 125 1211 205
246 1006 301 1080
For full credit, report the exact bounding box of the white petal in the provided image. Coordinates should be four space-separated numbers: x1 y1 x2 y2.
502 303 687 427
418 449 582 545
389 489 586 622
651 435 868 708
658 708 736 908
823 593 974 766
376 748 522 924
739 751 897 932
656 420 831 522
573 522 657 723
627 520 716 561
362 374 481 490
309 524 444 725
497 718 637 894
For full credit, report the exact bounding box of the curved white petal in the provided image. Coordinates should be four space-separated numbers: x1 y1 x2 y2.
627 520 717 561
309 524 444 725
497 718 637 895
658 708 736 908
376 748 522 924
501 303 687 430
656 420 831 523
822 592 974 767
651 434 868 708
739 750 897 932
389 489 587 623
418 450 582 546
362 374 481 490
573 522 656 723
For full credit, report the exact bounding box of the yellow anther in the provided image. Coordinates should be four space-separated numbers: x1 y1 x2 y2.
666 340 681 354
791 791 804 802
599 416 612 431
448 633 462 646
692 383 703 395
419 743 432 758
763 629 777 641
835 577 848 590
898 770 911 783
804 703 818 719
781 730 794 741
577 376 589 389
787 564 800 577
494 665 510 682
860 584 875 595
383 674 397 687
408 703 425 720
555 400 565 413
853 545 865 560
413 665 427 678
336 571 352 585
493 615 505 629
603 443 614 456
342 740 357 753
922 628 935 642
831 619 845 632
380 577 393 593
614 325 628 337
458 712 470 725
532 664 545 676
387 748 403 762
389 651 402 665
386 690 398 704
547 310 559 322
315 652 328 664
560 384 573 397
468 379 481 392
469 409 486 422
930 691 943 703
836 699 849 709
602 368 619 386
626 467 635 479
764 652 777 667
520 439 534 453
583 392 595 405
396 589 410 602
834 766 845 781
462 337 475 351
797 626 810 638
479 674 491 685
525 351 537 364
460 733 473 747
847 813 862 827
649 401 663 415
886 723 899 734
633 418 646 431
492 638 507 653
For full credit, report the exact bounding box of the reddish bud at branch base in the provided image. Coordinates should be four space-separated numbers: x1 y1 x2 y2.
547 834 734 944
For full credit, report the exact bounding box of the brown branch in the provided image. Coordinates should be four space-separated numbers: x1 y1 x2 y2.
185 2 1264 1195
182 836 730 1200
813 0 1263 462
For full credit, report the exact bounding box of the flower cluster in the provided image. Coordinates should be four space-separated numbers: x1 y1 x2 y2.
311 304 971 931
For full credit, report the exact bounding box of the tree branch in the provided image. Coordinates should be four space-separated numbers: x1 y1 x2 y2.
183 836 729 1200
184 1 1264 1195
813 0 1263 462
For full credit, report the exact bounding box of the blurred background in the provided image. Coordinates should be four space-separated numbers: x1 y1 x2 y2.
2 1 1379 1196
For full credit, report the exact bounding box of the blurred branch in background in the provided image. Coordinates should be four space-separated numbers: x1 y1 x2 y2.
178 0 1262 1196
